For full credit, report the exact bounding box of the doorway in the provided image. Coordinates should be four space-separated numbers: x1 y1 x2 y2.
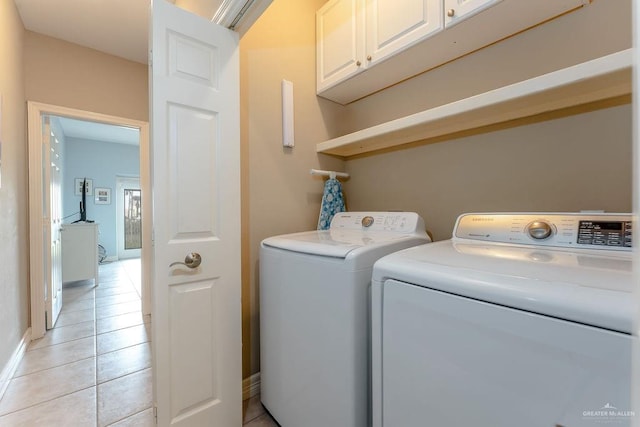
27 101 151 340
116 177 142 260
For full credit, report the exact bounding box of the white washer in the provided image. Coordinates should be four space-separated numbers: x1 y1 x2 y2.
372 212 635 427
260 212 431 427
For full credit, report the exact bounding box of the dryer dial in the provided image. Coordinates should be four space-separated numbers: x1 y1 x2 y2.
527 221 553 240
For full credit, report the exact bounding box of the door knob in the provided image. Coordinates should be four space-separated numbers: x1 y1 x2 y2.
170 252 202 268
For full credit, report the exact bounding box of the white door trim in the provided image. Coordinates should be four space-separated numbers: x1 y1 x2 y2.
27 101 152 339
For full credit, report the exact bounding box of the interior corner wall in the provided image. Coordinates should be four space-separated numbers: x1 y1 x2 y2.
239 0 346 378
342 0 633 240
23 31 148 122
0 0 28 376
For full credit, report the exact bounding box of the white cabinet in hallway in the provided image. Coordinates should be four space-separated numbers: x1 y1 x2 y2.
61 222 99 285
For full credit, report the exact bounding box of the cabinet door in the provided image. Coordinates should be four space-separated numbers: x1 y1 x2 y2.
444 0 502 27
366 0 442 66
317 0 366 92
61 224 98 283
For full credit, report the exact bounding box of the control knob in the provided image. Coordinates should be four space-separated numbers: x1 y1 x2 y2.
527 221 553 240
362 216 374 228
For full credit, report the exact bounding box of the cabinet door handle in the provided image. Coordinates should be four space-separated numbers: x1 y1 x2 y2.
356 60 362 66
447 8 455 17
367 55 372 61
170 252 202 269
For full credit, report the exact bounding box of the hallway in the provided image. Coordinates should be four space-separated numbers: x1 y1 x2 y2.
0 259 278 426
0 259 152 425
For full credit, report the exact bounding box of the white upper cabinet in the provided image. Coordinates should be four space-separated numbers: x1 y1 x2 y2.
444 0 502 28
317 0 366 92
317 0 442 94
366 0 443 66
317 0 591 105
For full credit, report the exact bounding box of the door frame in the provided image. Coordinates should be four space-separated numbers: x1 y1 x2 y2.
27 101 152 339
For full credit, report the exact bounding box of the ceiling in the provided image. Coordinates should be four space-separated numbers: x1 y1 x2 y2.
56 117 140 146
15 0 224 143
13 0 224 64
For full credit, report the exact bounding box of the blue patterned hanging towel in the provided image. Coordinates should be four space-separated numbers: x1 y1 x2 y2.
317 178 346 230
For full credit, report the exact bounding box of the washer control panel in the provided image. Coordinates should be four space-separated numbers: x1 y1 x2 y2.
454 213 632 251
577 220 632 247
330 212 426 233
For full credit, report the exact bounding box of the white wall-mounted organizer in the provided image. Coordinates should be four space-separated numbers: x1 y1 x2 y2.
282 80 295 147
316 49 631 158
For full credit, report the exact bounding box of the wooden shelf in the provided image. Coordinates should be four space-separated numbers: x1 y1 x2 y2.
316 49 632 158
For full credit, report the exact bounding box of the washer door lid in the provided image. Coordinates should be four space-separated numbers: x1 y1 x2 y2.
262 229 414 258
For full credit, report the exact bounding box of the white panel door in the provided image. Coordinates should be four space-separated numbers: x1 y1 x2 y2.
151 1 241 425
366 0 443 66
44 118 63 329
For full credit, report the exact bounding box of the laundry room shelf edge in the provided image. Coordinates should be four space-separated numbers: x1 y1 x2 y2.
316 49 632 158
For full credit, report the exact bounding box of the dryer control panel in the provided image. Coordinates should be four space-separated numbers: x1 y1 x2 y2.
454 213 632 251
330 212 426 234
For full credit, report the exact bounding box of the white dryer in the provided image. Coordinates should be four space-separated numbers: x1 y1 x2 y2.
371 212 635 427
260 212 431 427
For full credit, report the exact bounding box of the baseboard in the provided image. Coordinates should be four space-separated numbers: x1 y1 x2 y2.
0 328 31 401
242 372 261 400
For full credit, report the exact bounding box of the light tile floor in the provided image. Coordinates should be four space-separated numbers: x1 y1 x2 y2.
0 259 279 426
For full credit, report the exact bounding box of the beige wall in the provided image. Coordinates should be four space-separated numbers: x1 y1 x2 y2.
346 104 632 240
341 0 632 240
0 26 147 375
0 0 28 376
24 31 148 122
239 0 345 377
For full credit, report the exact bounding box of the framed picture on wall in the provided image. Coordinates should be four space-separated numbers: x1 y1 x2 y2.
95 187 111 205
75 178 93 196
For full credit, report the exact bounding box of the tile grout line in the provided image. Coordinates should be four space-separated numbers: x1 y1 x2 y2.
97 366 152 387
96 338 152 358
104 405 153 426
95 308 144 322
96 340 150 358
0 384 97 419
10 354 97 380
25 332 95 353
